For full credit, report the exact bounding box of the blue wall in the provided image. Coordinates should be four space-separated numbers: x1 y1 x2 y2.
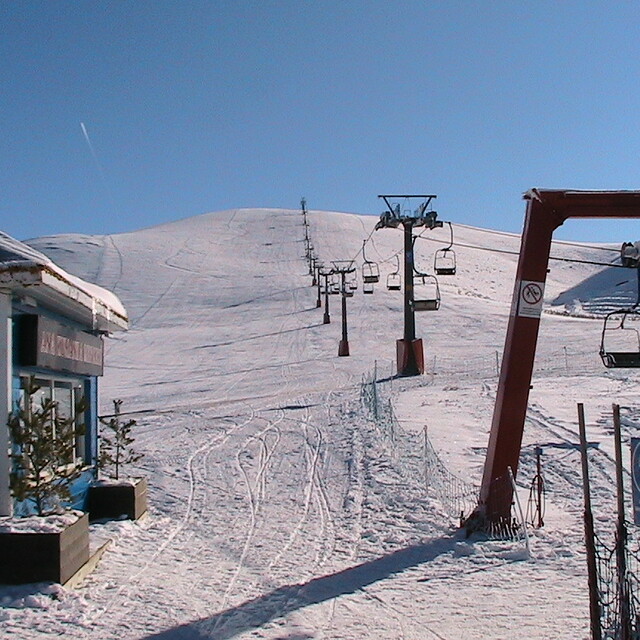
10 305 101 516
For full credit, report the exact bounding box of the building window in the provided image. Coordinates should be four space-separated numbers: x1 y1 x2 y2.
18 376 87 467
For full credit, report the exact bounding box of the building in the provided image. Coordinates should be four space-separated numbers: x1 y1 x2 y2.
0 231 128 516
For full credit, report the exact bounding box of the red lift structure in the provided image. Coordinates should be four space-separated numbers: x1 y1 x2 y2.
479 189 640 527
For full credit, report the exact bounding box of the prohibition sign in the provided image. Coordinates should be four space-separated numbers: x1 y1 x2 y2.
522 282 543 305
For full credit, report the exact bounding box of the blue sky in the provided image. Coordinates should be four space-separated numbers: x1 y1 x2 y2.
2 1 640 242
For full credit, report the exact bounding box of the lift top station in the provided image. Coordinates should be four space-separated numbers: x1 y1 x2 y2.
376 195 443 376
473 189 640 531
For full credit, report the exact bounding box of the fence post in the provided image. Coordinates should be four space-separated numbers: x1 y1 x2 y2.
534 446 544 528
578 403 603 640
424 426 429 493
613 403 632 640
372 362 379 421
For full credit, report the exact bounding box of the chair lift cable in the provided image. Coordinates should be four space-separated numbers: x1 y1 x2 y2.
413 232 623 269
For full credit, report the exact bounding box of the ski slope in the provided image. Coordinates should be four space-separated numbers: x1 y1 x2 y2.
1 206 637 640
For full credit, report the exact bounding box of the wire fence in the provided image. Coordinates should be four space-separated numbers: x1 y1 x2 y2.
422 425 478 524
424 345 605 382
359 363 527 544
592 529 640 639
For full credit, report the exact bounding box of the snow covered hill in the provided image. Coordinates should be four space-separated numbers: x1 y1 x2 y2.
3 207 638 639
26 209 620 412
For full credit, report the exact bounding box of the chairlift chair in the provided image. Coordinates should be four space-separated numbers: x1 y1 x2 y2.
413 274 440 311
434 248 456 276
387 273 401 291
434 222 456 276
361 239 380 283
599 309 640 368
329 273 341 295
362 261 380 284
342 274 354 298
363 280 374 295
386 254 401 291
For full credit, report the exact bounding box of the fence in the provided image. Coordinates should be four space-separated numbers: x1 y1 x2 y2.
422 425 478 524
580 402 640 640
360 363 527 543
360 362 397 444
425 345 605 383
593 531 640 639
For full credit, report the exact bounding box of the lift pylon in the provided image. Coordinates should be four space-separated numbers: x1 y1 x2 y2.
332 260 356 356
376 194 443 376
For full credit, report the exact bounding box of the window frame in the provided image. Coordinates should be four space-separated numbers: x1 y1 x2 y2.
18 374 88 469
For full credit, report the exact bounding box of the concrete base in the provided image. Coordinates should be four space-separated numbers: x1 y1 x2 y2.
396 338 424 376
338 340 350 356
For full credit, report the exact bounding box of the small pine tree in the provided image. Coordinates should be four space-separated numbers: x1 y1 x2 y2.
98 399 142 481
9 377 86 517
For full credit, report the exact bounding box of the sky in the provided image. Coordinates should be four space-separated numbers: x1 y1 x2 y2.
2 0 640 243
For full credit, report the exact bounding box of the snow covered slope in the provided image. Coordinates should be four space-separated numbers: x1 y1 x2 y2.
2 207 636 640
27 209 619 412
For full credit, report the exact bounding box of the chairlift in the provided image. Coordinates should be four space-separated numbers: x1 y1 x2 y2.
413 274 440 311
347 273 358 291
363 280 374 295
362 262 380 283
434 222 456 276
620 242 640 268
599 262 640 367
600 309 640 368
362 240 380 283
386 254 401 291
387 273 401 291
329 273 341 295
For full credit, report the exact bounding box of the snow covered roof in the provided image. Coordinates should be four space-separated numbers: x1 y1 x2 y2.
0 231 128 332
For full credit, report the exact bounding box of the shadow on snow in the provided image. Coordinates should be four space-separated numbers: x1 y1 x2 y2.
142 533 463 640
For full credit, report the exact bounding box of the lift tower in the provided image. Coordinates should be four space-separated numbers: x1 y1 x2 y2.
376 195 442 376
319 265 333 324
332 260 356 356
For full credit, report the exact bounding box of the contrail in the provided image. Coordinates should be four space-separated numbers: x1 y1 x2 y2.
80 121 107 182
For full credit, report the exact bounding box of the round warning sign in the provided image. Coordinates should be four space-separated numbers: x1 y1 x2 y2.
522 282 543 305
518 280 545 318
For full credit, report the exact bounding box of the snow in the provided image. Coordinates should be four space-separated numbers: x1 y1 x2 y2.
0 510 84 534
92 478 139 487
0 207 635 639
0 230 127 323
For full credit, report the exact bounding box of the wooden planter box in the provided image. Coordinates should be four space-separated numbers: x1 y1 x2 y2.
87 477 148 522
0 512 90 585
